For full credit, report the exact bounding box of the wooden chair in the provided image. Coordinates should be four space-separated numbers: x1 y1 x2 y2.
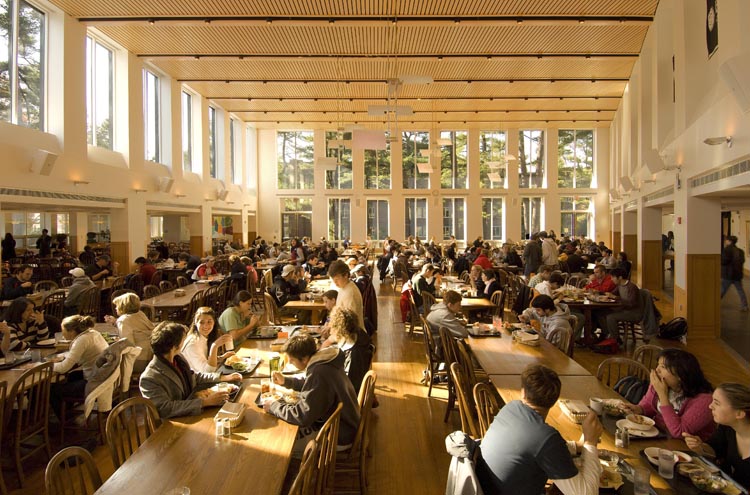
455 339 487 388
421 291 436 316
150 270 163 286
0 381 6 495
459 271 470 283
77 286 100 319
490 290 505 318
175 276 189 288
159 280 175 293
336 370 377 494
596 357 650 388
44 446 102 495
546 326 574 357
633 344 663 371
263 269 274 292
419 316 444 397
314 402 343 495
125 273 144 298
214 280 231 313
182 289 205 326
143 284 160 300
7 362 54 486
289 439 318 495
105 397 161 469
473 382 502 438
60 366 121 444
109 276 126 292
42 289 67 321
34 280 58 292
439 327 459 422
406 291 422 336
247 277 265 312
449 362 480 439
263 293 297 325
60 276 74 288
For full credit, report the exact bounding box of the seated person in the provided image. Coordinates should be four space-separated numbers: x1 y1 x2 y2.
133 256 156 285
218 291 261 344
303 254 325 278
473 249 494 270
351 264 370 295
426 290 468 358
411 263 437 313
322 307 373 393
622 348 715 440
535 272 565 298
599 249 617 269
318 289 338 340
527 265 552 289
263 334 361 456
3 297 50 351
584 264 616 293
565 250 585 274
468 265 485 295
600 267 641 339
2 264 33 300
78 245 96 266
49 315 109 419
64 267 96 316
105 292 155 373
476 365 602 495
178 251 202 271
684 383 750 487
139 321 241 418
229 254 248 283
191 257 218 280
84 254 118 282
480 269 501 300
518 295 573 351
182 307 235 373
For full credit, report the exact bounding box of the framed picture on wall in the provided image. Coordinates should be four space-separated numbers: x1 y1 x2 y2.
706 0 718 59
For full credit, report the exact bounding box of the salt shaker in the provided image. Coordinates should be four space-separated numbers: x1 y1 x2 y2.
615 426 630 448
215 418 224 437
222 418 232 437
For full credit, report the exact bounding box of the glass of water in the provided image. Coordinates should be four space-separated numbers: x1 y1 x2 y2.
633 467 651 495
658 449 676 479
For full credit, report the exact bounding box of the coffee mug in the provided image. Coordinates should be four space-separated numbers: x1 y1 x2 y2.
589 397 603 415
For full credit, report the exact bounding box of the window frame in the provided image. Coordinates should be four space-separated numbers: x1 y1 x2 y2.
560 196 594 238
364 137 391 189
366 199 389 241
479 130 508 189
401 130 431 189
439 130 468 189
557 129 595 189
85 34 114 149
481 197 505 241
325 131 353 190
181 90 193 173
518 129 546 189
280 197 313 240
142 68 161 163
442 197 466 241
328 197 351 242
276 130 315 190
404 197 428 240
520 196 544 240
208 105 217 178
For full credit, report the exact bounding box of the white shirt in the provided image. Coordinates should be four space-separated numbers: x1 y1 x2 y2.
116 311 154 366
54 329 109 380
535 281 553 297
335 280 365 330
181 332 217 373
553 443 601 495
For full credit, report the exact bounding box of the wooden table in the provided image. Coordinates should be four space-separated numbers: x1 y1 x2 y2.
93 379 298 495
284 299 326 322
141 283 204 311
564 298 622 344
468 331 590 376
489 374 681 494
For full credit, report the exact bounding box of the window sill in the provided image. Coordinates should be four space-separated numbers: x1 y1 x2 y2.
144 160 171 174
0 122 61 154
87 145 127 169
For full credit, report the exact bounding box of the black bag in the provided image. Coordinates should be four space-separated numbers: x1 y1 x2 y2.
613 375 649 404
658 317 688 340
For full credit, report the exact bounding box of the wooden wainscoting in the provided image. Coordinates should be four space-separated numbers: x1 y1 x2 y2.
640 240 663 290
190 236 204 257
623 234 638 267
612 231 621 252
686 254 722 338
109 241 130 275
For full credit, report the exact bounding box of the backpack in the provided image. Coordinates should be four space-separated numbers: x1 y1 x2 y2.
658 317 688 340
613 375 649 404
590 338 619 354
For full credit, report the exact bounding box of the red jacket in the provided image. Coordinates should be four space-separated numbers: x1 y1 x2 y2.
139 263 156 285
585 274 616 293
473 255 493 271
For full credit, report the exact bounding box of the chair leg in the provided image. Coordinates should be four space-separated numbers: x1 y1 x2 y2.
60 401 66 444
444 382 455 422
13 434 24 488
427 369 434 397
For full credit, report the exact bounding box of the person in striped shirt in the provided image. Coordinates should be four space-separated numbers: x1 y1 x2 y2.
3 297 49 351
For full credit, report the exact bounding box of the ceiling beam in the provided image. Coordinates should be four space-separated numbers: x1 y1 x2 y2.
230 109 615 114
207 96 621 101
180 78 628 83
238 119 610 124
140 53 639 59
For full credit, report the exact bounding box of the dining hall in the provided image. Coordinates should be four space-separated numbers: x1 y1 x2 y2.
2 0 750 494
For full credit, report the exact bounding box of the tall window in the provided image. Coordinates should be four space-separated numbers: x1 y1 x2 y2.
479 131 507 189
558 129 594 188
366 199 389 241
440 131 468 189
149 216 164 238
0 0 45 130
181 91 192 173
560 196 593 238
85 36 113 149
521 197 543 240
208 106 217 178
443 198 465 241
518 130 545 188
364 136 390 189
402 131 430 189
277 131 314 189
325 131 353 189
143 70 161 162
230 118 241 184
328 198 351 242
281 198 312 240
482 198 504 241
405 198 427 240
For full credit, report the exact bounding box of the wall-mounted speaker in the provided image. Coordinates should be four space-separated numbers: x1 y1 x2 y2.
30 150 57 176
719 52 750 114
217 189 229 201
642 149 664 174
619 176 634 192
158 177 174 193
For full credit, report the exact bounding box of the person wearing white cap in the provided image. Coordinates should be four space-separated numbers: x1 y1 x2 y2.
271 264 310 324
64 267 95 316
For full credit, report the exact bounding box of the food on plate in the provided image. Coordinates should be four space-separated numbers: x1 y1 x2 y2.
689 470 728 493
261 390 300 405
210 383 239 394
673 451 692 463
225 355 250 371
598 450 619 469
677 462 704 477
225 355 243 365
625 413 656 430
599 468 623 489
601 399 626 416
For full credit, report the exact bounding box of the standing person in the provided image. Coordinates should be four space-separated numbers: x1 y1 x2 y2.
721 235 748 311
328 260 365 331
2 264 34 300
540 232 558 267
36 228 52 257
523 234 542 278
1 233 16 261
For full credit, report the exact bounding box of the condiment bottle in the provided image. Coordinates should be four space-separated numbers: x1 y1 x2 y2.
615 426 630 448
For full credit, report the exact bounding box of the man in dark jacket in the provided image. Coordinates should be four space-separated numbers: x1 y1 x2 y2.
36 229 52 257
523 234 543 278
721 235 748 311
264 334 361 457
2 264 34 300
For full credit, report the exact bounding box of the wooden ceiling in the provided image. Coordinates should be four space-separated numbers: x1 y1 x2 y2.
52 0 659 129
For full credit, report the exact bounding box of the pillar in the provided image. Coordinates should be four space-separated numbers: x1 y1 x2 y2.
612 210 622 253
505 129 521 241
188 206 212 257
623 209 637 267
638 203 663 290
69 212 89 254
110 198 148 274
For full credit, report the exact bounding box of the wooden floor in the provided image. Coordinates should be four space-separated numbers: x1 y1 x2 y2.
6 274 749 495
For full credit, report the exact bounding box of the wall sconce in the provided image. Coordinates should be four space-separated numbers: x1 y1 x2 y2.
703 136 733 148
175 193 187 198
133 188 148 193
72 180 90 186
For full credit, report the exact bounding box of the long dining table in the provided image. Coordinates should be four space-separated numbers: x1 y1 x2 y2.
140 282 205 312
94 338 299 495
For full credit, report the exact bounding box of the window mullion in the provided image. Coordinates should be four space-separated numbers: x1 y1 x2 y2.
10 1 19 125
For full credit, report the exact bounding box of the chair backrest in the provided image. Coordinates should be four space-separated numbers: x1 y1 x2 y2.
79 286 101 318
473 382 501 438
150 270 163 286
45 446 103 495
214 280 231 313
449 362 480 439
289 439 318 495
43 289 67 321
263 292 280 324
632 344 664 371
125 273 144 298
596 357 650 387
105 397 161 469
9 362 54 442
314 402 343 495
0 380 5 454
34 280 58 292
455 339 479 389
421 291 436 316
419 315 438 362
60 276 74 288
459 271 470 283
175 276 189 288
344 370 377 463
183 289 205 325
159 280 175 293
109 276 126 292
143 284 160 300
263 269 274 291
490 290 506 317
546 326 573 357
438 327 459 368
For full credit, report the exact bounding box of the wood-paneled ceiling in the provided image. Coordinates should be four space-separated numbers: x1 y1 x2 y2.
52 0 659 129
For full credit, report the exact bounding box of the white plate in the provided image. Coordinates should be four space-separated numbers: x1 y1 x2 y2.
644 446 678 465
0 358 4 365
36 338 56 346
616 419 659 438
674 451 692 463
210 383 239 394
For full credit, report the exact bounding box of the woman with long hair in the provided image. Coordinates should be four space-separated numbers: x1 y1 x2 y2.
218 290 260 344
181 307 235 372
623 348 715 440
3 297 49 351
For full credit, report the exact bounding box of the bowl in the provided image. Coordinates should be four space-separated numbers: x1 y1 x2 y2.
644 447 678 465
689 470 728 493
625 414 655 430
673 451 692 463
598 450 619 469
677 462 705 477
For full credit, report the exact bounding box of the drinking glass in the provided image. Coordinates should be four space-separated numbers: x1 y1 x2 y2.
658 449 675 479
633 467 651 495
